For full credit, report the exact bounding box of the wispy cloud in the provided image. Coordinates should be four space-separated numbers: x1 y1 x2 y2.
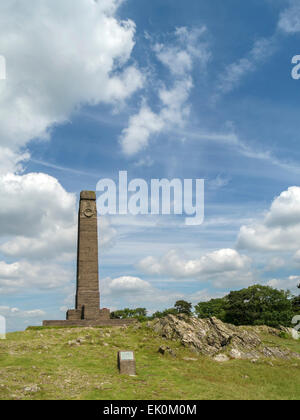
120 26 211 156
213 37 277 100
278 0 300 33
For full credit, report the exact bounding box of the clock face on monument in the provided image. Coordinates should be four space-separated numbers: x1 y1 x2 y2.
84 208 94 218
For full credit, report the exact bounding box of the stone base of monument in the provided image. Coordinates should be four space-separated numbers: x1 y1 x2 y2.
66 308 111 321
43 307 136 327
42 319 136 327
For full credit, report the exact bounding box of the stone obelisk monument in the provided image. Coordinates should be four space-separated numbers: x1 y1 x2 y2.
66 191 109 321
43 191 133 327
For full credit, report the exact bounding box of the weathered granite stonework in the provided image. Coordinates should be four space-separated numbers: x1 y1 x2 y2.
43 191 134 327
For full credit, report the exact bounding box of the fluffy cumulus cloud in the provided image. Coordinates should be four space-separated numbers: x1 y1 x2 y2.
0 172 116 295
0 172 76 238
237 187 300 252
0 0 143 166
102 275 152 296
100 275 231 314
138 248 251 279
0 172 76 263
0 259 72 295
0 172 116 259
120 27 210 156
101 275 184 312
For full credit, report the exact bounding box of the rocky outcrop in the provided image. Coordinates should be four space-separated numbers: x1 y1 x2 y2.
149 314 300 361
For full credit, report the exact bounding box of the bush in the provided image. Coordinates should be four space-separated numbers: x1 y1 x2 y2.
195 285 296 328
224 285 294 328
194 298 227 321
110 308 147 320
174 300 193 316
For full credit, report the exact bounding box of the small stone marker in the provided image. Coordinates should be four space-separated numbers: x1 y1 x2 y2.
118 351 136 375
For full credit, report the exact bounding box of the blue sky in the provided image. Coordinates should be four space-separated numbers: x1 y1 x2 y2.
0 0 300 331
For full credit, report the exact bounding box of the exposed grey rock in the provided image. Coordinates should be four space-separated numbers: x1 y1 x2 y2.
158 345 176 357
24 385 40 393
150 314 300 361
214 354 230 363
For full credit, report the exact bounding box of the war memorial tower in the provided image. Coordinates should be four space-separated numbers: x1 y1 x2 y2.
43 191 133 327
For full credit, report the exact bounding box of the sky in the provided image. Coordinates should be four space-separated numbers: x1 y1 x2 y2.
1 0 300 331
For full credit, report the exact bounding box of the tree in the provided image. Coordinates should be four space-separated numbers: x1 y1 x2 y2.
292 283 300 312
224 285 294 328
110 308 147 321
174 300 193 316
194 298 227 321
151 308 178 319
292 295 300 312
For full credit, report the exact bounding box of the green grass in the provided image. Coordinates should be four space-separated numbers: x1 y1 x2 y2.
0 323 299 400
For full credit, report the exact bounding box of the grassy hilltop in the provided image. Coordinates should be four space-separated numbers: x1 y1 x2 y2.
0 322 299 400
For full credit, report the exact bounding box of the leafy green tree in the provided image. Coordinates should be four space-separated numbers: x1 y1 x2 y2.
110 308 147 321
151 308 178 319
174 300 193 316
224 285 294 328
292 296 300 312
194 298 227 321
292 283 300 313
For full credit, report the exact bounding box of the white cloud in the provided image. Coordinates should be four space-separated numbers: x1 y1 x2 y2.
0 173 117 260
0 172 76 253
154 26 210 76
0 0 143 170
0 306 45 318
103 275 152 296
0 226 76 261
0 305 46 331
120 26 210 156
99 216 117 249
266 276 300 293
215 37 276 98
208 175 230 190
0 260 72 294
237 187 300 251
120 104 164 156
293 250 300 263
187 289 226 305
278 0 300 33
101 275 184 312
101 272 248 314
264 257 285 271
0 147 30 175
138 248 251 278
